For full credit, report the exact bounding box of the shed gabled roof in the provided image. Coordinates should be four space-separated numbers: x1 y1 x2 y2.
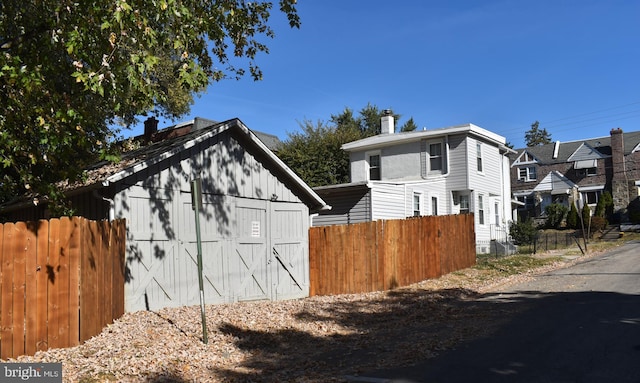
5 118 328 213
108 118 327 211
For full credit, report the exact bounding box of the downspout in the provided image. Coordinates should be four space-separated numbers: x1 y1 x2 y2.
445 135 450 176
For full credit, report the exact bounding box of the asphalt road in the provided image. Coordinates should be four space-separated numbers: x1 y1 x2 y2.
352 241 640 383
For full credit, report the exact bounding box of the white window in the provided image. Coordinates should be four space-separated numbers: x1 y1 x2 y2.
413 193 422 216
476 143 483 172
460 194 470 214
518 166 537 181
494 202 500 225
582 190 601 205
429 142 443 172
431 196 438 216
368 154 381 180
478 195 485 225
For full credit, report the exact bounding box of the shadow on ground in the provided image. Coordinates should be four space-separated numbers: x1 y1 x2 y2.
354 290 640 383
197 287 639 382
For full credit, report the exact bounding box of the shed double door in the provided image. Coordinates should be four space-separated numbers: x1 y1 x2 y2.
181 197 309 303
123 185 309 311
232 199 310 302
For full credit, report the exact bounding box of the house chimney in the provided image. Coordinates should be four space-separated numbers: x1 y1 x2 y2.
610 128 630 221
144 117 159 139
610 128 626 178
381 109 394 134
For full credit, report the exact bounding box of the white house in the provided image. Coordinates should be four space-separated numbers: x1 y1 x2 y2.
313 112 515 254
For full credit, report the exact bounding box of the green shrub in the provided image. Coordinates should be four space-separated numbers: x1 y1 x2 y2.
544 203 568 229
509 219 538 245
566 203 579 229
595 191 613 218
628 197 640 223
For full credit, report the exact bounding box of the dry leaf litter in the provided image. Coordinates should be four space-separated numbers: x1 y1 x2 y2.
4 249 606 382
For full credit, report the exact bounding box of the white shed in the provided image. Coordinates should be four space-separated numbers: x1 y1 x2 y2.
2 118 329 312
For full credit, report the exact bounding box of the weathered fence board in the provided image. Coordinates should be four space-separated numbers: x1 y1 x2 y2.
309 215 476 296
0 217 126 359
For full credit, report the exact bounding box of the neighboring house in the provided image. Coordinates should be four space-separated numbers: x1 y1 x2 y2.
1 117 329 312
510 128 640 222
313 111 515 254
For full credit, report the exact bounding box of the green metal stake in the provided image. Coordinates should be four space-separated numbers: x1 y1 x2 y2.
191 178 208 344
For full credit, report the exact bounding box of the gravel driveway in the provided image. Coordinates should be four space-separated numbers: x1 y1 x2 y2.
4 245 622 382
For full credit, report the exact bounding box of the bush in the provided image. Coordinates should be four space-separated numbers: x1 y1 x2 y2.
510 219 538 245
566 203 579 229
544 203 568 229
590 216 608 232
595 191 613 218
628 198 640 223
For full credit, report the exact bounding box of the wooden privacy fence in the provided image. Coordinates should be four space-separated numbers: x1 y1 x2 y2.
309 214 476 296
0 217 126 359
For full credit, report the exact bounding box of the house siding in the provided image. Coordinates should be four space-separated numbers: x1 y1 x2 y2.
444 135 468 189
467 137 507 251
382 141 422 181
370 183 406 220
349 152 368 183
313 187 371 226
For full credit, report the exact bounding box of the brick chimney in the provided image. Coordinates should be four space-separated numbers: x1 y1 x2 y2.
144 117 159 140
381 109 394 134
610 128 630 221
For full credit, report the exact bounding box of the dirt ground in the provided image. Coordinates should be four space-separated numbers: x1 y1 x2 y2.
7 240 629 382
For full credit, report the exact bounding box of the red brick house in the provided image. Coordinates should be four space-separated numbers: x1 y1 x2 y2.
510 128 640 222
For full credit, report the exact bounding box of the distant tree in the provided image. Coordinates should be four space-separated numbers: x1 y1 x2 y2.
505 141 515 149
357 104 386 137
276 120 361 187
331 104 405 137
400 117 418 132
525 121 552 147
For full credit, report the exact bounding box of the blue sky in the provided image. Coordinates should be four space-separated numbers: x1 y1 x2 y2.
130 0 640 149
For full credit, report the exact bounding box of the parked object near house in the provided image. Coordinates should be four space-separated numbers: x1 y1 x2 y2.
511 128 640 223
312 111 516 254
1 118 329 312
